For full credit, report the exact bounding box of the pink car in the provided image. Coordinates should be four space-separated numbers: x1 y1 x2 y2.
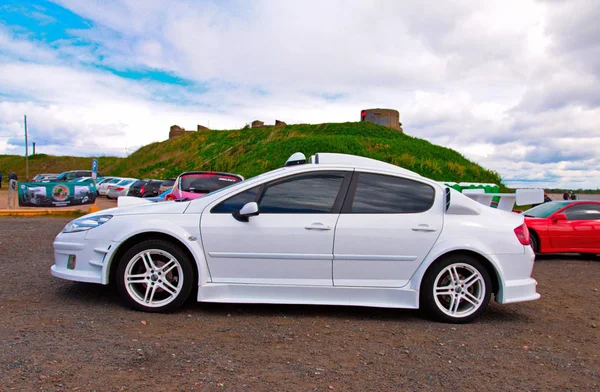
165 171 244 201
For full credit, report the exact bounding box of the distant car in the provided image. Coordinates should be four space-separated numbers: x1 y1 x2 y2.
70 177 94 183
166 172 244 201
99 178 122 196
127 180 164 198
52 170 102 182
143 188 173 202
32 173 59 182
106 178 137 199
523 201 600 256
158 178 176 194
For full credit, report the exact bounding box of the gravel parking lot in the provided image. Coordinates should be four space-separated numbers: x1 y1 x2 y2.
0 217 598 391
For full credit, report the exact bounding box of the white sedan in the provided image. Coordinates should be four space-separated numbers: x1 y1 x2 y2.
51 153 539 323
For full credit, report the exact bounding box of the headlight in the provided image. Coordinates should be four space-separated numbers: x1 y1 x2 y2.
63 215 113 233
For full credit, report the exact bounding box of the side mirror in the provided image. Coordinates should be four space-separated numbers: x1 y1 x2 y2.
233 202 260 222
552 213 567 222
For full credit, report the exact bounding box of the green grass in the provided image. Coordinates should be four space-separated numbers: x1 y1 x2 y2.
0 122 503 185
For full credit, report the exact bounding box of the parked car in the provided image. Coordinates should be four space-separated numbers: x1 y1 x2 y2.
165 172 244 201
51 152 539 323
522 201 600 256
143 188 173 202
98 178 122 196
127 180 164 198
51 170 102 182
158 178 176 194
70 177 94 183
106 178 137 199
32 173 59 182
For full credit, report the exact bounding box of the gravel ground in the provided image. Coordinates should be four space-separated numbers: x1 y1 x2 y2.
0 217 598 391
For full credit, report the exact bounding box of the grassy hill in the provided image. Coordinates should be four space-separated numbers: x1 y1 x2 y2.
0 122 502 185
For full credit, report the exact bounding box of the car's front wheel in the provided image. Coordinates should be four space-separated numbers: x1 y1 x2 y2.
116 239 194 312
421 255 492 323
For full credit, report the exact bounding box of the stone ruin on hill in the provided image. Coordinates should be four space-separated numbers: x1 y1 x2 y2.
168 120 287 139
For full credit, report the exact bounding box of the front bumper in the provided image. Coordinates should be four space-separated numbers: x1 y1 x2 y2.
51 231 116 285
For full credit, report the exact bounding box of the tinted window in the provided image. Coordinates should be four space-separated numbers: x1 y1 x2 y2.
132 180 146 188
180 173 242 194
258 173 345 214
564 204 600 220
350 173 435 213
162 179 175 187
212 186 261 213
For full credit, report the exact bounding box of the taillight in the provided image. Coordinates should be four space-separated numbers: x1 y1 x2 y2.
116 187 124 191
514 223 530 245
140 186 145 194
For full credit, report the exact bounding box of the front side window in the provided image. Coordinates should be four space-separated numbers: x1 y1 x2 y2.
349 173 435 213
564 204 600 221
212 186 261 213
258 173 346 214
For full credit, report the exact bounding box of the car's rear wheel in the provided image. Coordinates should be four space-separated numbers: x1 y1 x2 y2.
421 255 492 323
116 240 194 312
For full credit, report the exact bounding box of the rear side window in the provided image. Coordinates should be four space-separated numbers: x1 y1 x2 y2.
564 204 600 220
212 186 261 213
258 173 346 213
180 173 242 194
349 173 435 213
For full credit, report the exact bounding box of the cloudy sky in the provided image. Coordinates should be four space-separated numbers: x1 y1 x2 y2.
0 0 598 188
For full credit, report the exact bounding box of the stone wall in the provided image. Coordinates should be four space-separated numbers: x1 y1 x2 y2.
169 124 211 139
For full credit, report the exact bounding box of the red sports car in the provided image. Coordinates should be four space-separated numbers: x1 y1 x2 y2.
522 201 600 255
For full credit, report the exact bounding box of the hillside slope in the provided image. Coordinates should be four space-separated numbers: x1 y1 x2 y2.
0 122 502 185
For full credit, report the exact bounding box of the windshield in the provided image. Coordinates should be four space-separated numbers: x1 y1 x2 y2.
521 202 570 218
180 173 242 193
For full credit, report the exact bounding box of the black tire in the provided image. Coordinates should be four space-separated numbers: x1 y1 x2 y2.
420 254 492 324
116 239 194 312
530 232 539 254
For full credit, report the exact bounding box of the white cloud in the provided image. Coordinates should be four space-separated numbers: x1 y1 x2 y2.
0 0 598 188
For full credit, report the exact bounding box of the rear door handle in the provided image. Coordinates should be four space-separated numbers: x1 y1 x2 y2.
305 223 331 231
412 224 437 232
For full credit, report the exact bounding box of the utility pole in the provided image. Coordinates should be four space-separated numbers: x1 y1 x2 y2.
24 115 29 181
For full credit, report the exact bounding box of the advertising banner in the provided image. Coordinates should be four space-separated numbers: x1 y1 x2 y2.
18 181 97 207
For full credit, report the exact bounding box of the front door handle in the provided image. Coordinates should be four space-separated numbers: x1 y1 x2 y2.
305 223 331 231
412 224 437 232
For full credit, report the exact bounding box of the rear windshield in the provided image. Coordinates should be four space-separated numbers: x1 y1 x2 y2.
109 178 121 184
132 180 146 187
118 179 134 185
161 179 175 187
180 173 242 194
522 202 570 218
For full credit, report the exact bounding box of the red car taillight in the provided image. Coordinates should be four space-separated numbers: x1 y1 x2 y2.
116 187 124 191
140 186 145 194
514 223 530 245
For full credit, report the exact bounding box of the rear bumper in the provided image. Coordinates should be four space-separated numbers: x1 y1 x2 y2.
498 278 540 304
495 246 541 304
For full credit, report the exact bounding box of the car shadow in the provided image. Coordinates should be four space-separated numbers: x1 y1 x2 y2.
54 282 532 325
536 253 599 261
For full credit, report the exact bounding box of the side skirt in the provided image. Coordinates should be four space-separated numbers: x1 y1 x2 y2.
197 283 419 309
